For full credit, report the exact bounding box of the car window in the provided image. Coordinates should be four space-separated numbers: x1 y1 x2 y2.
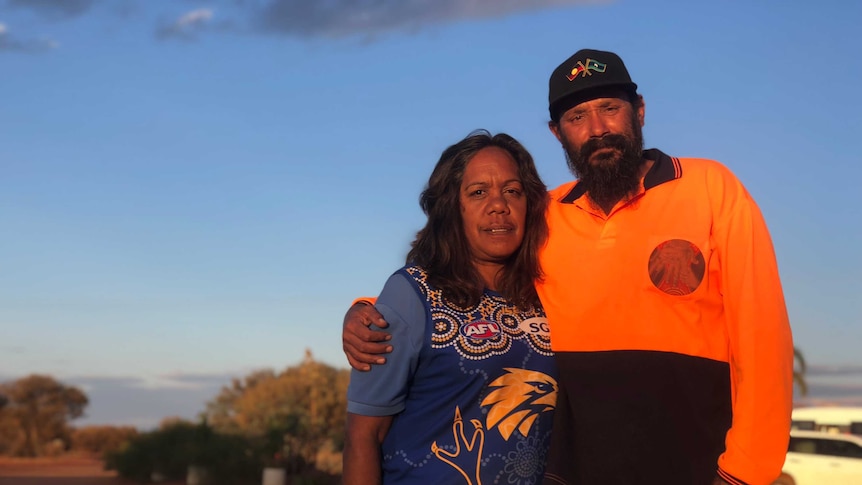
789 437 817 454
817 438 862 458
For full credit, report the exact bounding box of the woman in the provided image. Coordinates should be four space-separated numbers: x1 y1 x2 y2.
343 130 557 485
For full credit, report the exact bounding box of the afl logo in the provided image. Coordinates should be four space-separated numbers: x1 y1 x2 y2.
460 321 501 340
648 239 706 296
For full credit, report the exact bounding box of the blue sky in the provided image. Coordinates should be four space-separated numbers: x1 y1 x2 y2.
1 0 860 428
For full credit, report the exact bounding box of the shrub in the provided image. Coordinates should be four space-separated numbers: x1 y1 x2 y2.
105 421 259 484
71 425 138 457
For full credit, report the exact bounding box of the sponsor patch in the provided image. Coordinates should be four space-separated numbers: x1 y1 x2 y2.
518 317 550 337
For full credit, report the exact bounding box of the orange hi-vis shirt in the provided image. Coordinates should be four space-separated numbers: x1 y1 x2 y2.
539 149 793 485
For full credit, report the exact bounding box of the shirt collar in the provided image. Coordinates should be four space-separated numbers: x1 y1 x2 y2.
559 148 681 204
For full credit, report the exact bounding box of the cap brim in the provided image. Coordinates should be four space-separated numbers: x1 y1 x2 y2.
550 83 638 121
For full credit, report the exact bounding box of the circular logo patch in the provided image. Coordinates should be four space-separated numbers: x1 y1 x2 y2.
648 239 705 296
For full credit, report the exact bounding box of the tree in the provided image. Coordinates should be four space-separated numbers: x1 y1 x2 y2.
793 347 808 397
205 349 349 474
0 374 88 456
205 369 277 434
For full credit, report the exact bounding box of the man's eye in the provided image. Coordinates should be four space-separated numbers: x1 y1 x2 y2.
603 106 620 114
471 189 485 196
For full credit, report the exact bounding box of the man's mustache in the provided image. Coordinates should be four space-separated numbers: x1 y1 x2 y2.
579 134 630 159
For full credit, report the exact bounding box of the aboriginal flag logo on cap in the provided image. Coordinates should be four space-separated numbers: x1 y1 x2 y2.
566 58 607 81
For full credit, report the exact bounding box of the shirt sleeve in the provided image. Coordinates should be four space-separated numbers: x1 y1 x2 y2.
712 168 794 485
346 272 426 416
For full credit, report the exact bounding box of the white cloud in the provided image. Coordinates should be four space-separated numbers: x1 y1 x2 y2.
63 374 226 429
135 372 228 391
4 1 607 47
157 8 215 40
255 0 602 38
6 0 97 20
177 8 214 27
0 22 58 53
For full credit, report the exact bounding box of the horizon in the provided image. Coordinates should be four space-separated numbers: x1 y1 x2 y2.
2 0 860 428
5 357 862 430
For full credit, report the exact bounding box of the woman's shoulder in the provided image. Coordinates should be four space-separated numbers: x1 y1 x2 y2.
379 264 430 299
395 263 430 283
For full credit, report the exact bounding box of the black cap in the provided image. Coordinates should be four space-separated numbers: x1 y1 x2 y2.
548 48 638 122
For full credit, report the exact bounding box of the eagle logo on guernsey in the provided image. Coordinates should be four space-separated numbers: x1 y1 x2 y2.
482 368 557 440
460 321 501 340
432 368 557 483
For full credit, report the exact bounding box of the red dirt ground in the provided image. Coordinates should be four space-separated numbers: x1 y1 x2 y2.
0 456 183 485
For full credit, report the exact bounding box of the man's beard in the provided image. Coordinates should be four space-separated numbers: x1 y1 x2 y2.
562 120 645 210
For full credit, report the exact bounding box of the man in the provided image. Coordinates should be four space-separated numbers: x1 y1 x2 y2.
343 49 794 485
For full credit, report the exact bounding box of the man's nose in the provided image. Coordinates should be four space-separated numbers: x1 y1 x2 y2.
586 111 610 138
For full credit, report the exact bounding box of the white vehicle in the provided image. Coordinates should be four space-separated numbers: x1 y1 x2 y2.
791 406 862 434
773 430 862 485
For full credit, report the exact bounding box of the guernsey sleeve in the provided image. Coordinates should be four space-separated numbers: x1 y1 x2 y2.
712 168 794 485
346 272 426 416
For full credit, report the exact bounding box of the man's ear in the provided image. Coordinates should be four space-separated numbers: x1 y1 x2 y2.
636 95 645 127
548 121 563 143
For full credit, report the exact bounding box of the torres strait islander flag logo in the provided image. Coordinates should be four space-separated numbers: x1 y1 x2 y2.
460 320 502 340
566 58 608 81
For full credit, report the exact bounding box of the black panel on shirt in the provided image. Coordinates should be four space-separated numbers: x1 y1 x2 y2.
543 350 732 485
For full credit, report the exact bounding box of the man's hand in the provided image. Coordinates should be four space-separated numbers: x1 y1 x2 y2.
343 302 392 371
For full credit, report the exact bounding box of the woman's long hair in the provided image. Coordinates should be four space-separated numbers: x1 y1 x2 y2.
407 130 548 309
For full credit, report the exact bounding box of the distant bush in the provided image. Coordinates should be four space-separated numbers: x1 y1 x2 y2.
71 425 138 457
314 439 342 476
105 420 259 484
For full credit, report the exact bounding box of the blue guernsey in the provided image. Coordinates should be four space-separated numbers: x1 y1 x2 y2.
347 265 558 485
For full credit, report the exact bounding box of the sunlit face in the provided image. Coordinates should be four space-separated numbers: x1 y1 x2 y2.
551 94 643 168
459 147 526 275
549 92 646 210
